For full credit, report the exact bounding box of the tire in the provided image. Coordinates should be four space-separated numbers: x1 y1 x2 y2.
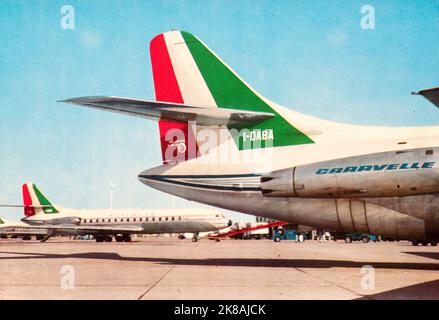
430 241 438 247
191 237 198 242
345 236 352 243
411 240 419 246
115 235 123 242
362 236 370 243
95 236 104 243
421 241 429 246
273 236 281 242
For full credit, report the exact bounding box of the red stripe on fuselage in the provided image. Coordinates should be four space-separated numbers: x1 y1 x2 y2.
150 33 197 163
22 184 35 217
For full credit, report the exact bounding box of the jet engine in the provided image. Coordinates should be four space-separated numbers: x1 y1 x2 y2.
261 147 439 198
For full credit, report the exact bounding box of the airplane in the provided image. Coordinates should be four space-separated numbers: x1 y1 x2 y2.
0 182 231 242
61 30 439 246
0 216 47 240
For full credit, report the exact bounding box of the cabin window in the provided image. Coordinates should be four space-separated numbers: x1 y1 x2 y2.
83 219 87 223
121 218 124 222
426 150 434 155
127 218 130 222
115 218 118 222
133 218 136 222
152 217 155 221
159 217 162 221
165 217 168 221
107 219 111 223
172 217 175 221
139 218 142 222
179 216 182 221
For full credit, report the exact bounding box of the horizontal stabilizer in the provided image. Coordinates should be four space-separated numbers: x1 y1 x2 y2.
59 96 275 126
412 87 439 108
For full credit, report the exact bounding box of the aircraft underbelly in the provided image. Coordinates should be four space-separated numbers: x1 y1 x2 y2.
141 178 436 240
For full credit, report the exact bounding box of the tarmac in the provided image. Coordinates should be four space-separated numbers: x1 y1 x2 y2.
0 237 438 300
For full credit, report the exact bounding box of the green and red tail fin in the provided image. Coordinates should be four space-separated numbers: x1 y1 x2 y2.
22 183 59 216
149 30 313 162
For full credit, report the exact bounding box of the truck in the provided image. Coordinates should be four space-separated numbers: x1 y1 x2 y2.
272 229 302 242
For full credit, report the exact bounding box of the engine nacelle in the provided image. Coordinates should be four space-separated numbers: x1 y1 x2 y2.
261 147 439 198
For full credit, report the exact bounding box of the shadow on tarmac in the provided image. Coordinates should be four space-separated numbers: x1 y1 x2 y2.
356 279 439 300
0 251 438 271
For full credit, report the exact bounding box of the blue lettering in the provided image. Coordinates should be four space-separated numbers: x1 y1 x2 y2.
316 168 329 174
358 165 373 172
399 163 410 169
411 163 420 169
422 162 435 169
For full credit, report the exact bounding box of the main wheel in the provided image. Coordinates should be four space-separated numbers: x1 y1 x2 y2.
411 240 419 246
362 236 370 243
345 236 352 243
191 237 198 242
115 235 123 242
431 241 438 247
122 235 132 242
95 236 104 242
421 241 429 246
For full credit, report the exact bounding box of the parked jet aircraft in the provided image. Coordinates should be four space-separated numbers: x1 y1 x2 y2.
0 217 47 240
1 183 230 242
61 31 439 245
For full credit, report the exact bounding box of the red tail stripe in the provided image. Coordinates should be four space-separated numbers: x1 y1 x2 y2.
150 33 199 163
22 184 35 217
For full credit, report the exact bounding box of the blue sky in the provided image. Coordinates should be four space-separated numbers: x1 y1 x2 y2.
1 0 438 221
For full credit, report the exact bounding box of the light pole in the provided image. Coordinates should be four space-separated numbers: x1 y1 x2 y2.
109 183 116 209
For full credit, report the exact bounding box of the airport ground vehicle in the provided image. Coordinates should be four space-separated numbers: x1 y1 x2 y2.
272 229 307 242
343 233 379 243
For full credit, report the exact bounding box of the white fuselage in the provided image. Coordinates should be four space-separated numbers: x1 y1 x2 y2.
23 208 230 234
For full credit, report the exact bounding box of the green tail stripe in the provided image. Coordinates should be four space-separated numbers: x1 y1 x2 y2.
181 31 314 149
32 185 59 214
0 218 4 224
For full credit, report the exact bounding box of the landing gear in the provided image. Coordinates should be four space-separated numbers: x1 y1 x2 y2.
411 240 438 246
191 233 199 242
115 235 124 242
122 234 132 242
345 236 352 243
104 235 112 242
95 235 104 242
362 236 370 243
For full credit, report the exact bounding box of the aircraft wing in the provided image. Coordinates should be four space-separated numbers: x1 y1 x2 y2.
0 229 48 236
412 87 439 109
59 96 274 126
